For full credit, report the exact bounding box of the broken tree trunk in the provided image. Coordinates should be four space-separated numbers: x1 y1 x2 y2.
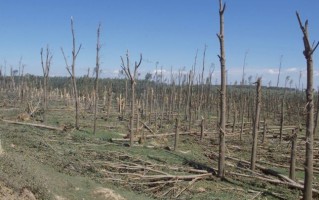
296 12 318 200
217 0 227 179
40 45 52 123
61 17 82 130
121 51 142 147
2 119 63 131
93 23 101 135
251 78 261 171
174 118 179 151
289 129 297 181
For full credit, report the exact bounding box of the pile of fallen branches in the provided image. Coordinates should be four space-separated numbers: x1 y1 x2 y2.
207 151 319 197
89 151 213 198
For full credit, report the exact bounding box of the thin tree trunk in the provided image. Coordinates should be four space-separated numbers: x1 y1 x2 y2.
296 12 318 200
93 24 101 134
314 89 319 136
279 91 286 143
120 52 142 147
289 129 297 181
251 78 261 171
240 96 245 141
217 0 226 178
61 17 82 130
40 46 52 124
174 118 179 151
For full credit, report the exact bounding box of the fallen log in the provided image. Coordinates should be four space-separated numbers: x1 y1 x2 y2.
228 171 319 195
111 132 195 142
2 119 64 131
127 172 212 181
210 151 319 195
139 121 155 134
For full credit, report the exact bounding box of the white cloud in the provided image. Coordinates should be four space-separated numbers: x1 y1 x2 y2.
112 70 120 74
152 69 168 75
286 67 298 72
267 68 279 74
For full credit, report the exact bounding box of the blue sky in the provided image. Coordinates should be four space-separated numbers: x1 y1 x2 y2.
0 0 319 87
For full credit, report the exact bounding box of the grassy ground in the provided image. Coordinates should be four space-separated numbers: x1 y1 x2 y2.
0 103 317 199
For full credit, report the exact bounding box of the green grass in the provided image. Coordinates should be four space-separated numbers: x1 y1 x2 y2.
0 105 316 200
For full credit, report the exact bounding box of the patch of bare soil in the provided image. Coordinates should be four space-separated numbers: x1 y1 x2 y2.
93 188 126 200
0 181 36 200
0 139 4 156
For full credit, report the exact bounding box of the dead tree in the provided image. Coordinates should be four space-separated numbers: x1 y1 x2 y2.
217 0 226 178
121 51 142 147
289 129 297 181
40 45 53 123
279 89 286 143
18 57 26 103
276 55 283 87
241 51 248 85
174 118 179 151
199 45 207 119
314 88 319 136
296 12 319 200
250 78 261 171
93 23 101 135
61 17 82 130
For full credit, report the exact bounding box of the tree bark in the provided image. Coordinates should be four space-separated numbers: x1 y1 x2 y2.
61 17 82 130
217 0 226 178
93 24 101 135
279 90 286 143
40 45 52 123
251 78 261 171
174 118 179 151
296 12 318 200
289 129 297 181
121 51 142 147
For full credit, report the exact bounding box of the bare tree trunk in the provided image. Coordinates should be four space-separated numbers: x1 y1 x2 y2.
121 51 142 147
199 45 207 118
186 70 192 121
279 90 286 143
241 51 248 85
200 117 204 141
296 12 318 200
276 55 283 87
107 84 113 120
251 78 261 171
61 17 82 130
174 118 179 151
40 45 52 123
232 101 237 133
217 0 226 178
314 89 319 136
93 24 101 134
240 96 245 141
289 129 297 181
262 118 267 144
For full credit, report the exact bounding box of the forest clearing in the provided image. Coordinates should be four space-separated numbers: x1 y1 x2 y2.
0 0 319 199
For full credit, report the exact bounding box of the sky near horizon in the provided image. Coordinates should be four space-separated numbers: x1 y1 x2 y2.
0 0 319 88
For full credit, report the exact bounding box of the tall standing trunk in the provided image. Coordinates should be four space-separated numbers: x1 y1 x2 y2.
93 24 101 135
121 52 142 147
40 46 52 123
217 0 226 178
130 81 136 146
279 90 286 143
240 95 245 141
199 45 207 119
61 17 82 130
313 89 319 137
250 78 261 171
296 12 318 200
